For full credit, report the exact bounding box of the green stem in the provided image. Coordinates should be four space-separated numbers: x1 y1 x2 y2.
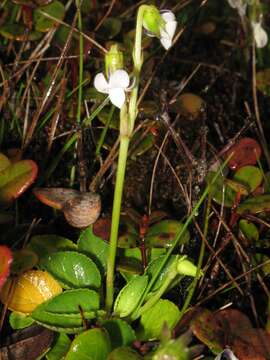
105 134 130 313
105 6 148 313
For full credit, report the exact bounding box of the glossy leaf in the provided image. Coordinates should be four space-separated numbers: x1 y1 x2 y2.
152 338 190 360
39 251 101 289
33 1 65 32
117 257 143 275
236 195 270 215
233 166 262 192
46 333 71 360
0 270 62 313
33 188 79 210
0 245 13 290
101 319 136 349
137 299 180 341
0 160 38 203
130 133 155 159
146 255 178 292
9 311 35 330
107 347 142 360
146 220 190 247
114 275 148 318
224 138 261 171
27 234 76 258
65 328 111 360
31 289 100 333
78 226 109 275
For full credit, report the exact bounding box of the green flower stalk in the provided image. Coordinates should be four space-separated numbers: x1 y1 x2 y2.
93 5 177 314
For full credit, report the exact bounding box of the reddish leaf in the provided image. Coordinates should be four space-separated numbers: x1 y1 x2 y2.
216 308 252 338
224 138 262 171
0 160 38 203
233 328 270 360
191 308 225 354
0 246 13 290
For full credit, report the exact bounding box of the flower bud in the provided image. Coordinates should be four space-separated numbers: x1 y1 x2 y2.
142 5 164 37
105 44 124 78
177 256 202 277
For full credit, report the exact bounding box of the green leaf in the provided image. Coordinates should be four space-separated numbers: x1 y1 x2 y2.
28 234 76 258
239 219 259 242
31 289 100 333
34 1 65 32
233 166 263 192
101 17 122 39
114 275 148 318
46 333 71 360
237 195 270 215
78 226 109 275
0 160 38 203
145 220 190 247
11 249 38 275
65 328 111 360
107 347 143 360
39 251 101 289
0 153 11 172
152 338 190 360
101 319 136 349
137 299 180 341
9 311 35 330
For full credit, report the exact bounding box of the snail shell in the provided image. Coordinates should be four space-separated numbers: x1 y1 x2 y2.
33 187 101 228
63 192 101 228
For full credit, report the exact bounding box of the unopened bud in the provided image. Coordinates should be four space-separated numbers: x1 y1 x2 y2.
105 44 124 78
177 256 202 277
142 5 164 37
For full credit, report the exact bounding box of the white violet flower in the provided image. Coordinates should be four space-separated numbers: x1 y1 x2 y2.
94 69 130 109
159 10 177 50
214 348 239 360
251 20 268 48
227 0 247 17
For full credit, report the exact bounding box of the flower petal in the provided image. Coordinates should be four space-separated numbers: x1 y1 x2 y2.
161 10 175 23
94 73 109 93
165 20 177 39
109 69 130 89
109 88 126 108
160 35 172 50
252 22 268 48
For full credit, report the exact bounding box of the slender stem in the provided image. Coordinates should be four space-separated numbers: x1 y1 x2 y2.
105 134 130 312
76 2 83 125
105 6 147 313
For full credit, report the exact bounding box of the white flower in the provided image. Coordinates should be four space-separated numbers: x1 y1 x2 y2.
251 21 268 48
94 69 130 109
215 349 239 360
227 0 247 17
159 10 177 50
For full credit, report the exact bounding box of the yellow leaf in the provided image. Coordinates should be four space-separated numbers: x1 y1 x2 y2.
0 270 62 313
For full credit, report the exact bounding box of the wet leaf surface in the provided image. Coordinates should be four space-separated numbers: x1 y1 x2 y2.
0 245 13 290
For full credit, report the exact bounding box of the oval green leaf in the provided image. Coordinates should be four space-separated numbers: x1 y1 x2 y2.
31 289 100 333
239 219 259 242
233 166 262 192
146 220 190 247
65 328 111 360
207 171 236 207
9 311 35 330
39 251 101 289
114 275 148 318
33 0 65 32
137 299 180 341
0 160 38 203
